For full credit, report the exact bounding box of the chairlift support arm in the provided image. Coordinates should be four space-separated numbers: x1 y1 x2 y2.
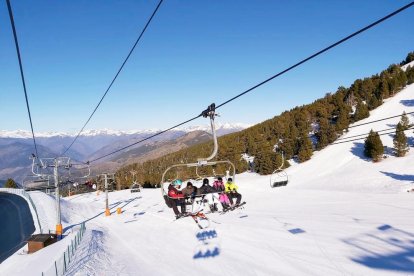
199 103 218 163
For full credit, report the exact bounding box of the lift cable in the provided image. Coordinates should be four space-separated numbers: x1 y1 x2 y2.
331 126 414 146
62 0 164 156
336 126 407 142
347 111 414 130
236 125 414 157
86 2 414 164
6 0 40 158
89 114 202 163
215 2 414 109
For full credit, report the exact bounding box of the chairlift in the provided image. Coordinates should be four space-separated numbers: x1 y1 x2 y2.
36 157 71 169
23 174 54 192
68 162 91 181
270 152 288 188
161 104 236 204
130 182 141 193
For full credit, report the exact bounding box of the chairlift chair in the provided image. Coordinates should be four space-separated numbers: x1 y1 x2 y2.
161 104 236 209
130 182 141 193
23 175 54 192
270 152 289 188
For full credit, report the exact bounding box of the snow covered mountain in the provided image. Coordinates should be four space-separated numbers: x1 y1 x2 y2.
0 123 248 183
0 122 250 139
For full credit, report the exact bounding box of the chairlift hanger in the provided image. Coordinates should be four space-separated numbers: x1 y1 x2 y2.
30 155 72 174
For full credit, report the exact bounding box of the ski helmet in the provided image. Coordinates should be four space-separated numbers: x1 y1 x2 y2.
172 179 182 186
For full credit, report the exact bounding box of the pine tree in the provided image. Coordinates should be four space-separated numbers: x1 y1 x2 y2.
376 79 389 100
364 130 384 162
354 100 370 121
368 95 380 110
253 151 276 175
403 51 414 64
297 133 313 162
335 105 351 133
400 111 410 130
393 123 409 157
5 178 17 188
315 117 337 149
406 66 414 84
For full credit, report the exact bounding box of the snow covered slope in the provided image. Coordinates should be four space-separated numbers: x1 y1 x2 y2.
1 85 414 276
287 83 414 193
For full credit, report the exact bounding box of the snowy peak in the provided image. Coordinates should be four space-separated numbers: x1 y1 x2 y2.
0 130 33 139
0 123 249 139
177 122 251 133
0 129 160 138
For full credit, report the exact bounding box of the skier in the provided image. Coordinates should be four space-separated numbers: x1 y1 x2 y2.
197 178 219 212
225 178 242 207
212 176 225 192
213 177 230 210
182 181 197 200
181 182 197 213
168 179 186 218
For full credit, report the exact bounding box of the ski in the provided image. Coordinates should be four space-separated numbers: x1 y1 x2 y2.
191 211 210 229
174 210 201 221
220 201 246 214
192 215 203 229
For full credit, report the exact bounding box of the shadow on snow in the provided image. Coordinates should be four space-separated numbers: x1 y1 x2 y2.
400 99 414 107
380 171 414 182
350 142 370 161
343 224 414 273
63 197 139 232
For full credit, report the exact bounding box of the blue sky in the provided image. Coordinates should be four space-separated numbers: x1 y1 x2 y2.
1 0 413 133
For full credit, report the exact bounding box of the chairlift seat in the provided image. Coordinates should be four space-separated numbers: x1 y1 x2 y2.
270 169 288 188
271 180 288 187
130 183 141 193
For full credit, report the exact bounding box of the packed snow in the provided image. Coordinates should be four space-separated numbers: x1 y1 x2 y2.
1 84 414 276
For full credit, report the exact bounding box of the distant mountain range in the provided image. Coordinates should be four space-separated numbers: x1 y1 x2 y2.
0 123 249 184
0 123 249 138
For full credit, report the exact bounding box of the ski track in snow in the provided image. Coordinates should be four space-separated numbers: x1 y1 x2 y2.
65 227 128 276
